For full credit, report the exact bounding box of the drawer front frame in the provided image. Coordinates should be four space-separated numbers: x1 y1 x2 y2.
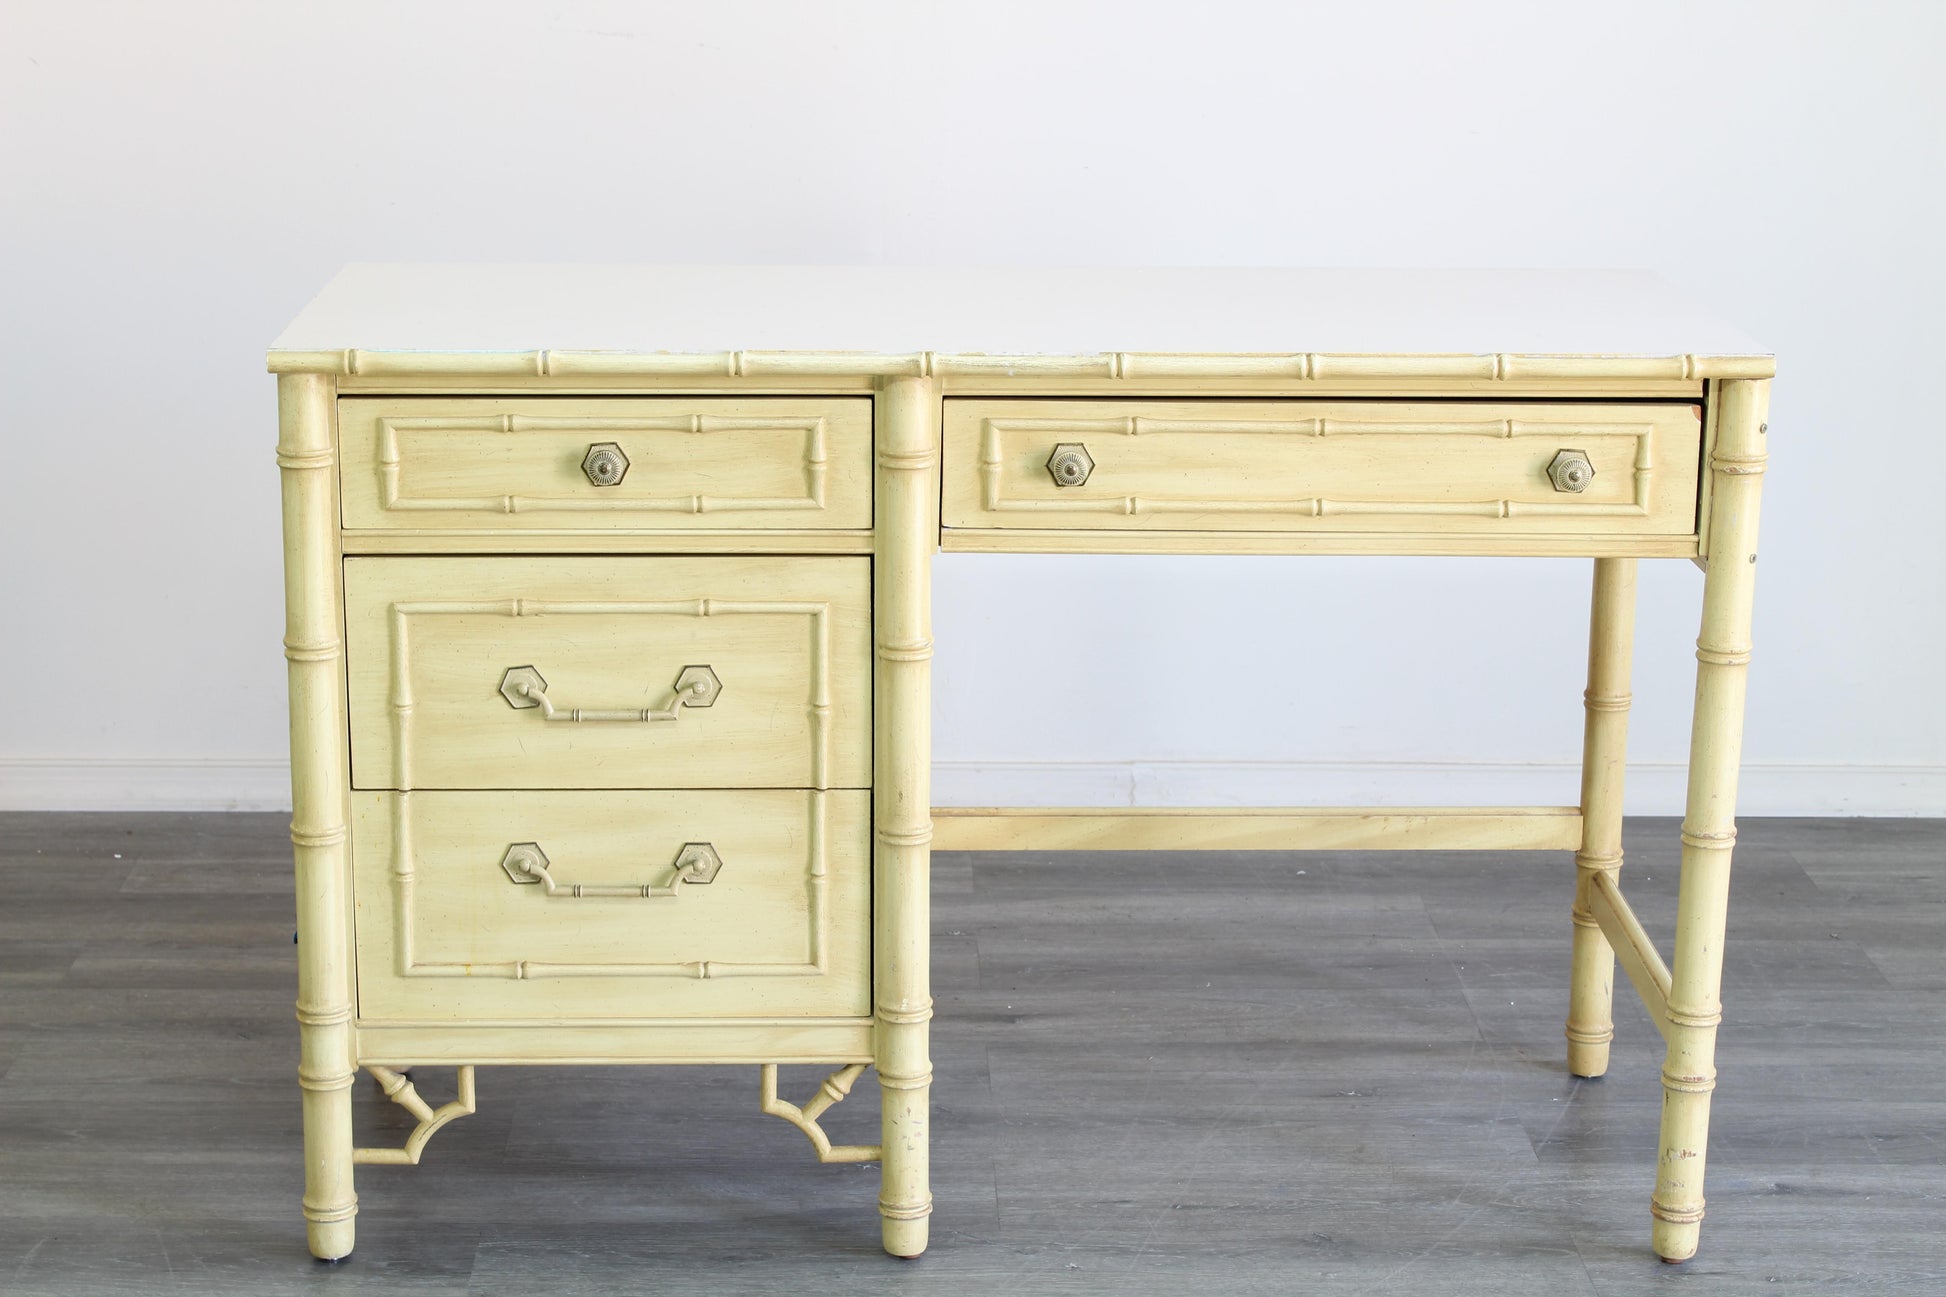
942 399 1703 538
339 395 873 533
351 789 871 1021
344 555 872 792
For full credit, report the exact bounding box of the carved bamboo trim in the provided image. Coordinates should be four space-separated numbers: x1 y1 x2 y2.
375 413 829 516
353 1065 477 1166
941 528 1702 558
279 372 358 1260
1567 557 1636 1076
980 415 1657 520
874 375 939 1256
759 1063 882 1164
386 598 831 791
1653 377 1767 1262
271 347 1775 382
391 791 829 981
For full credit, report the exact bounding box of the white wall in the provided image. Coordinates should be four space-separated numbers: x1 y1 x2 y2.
2 0 1941 814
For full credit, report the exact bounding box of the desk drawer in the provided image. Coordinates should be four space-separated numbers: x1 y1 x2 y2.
345 556 871 791
942 399 1702 536
350 788 871 1021
339 396 872 532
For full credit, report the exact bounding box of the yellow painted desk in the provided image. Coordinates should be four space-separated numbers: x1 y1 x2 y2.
269 265 1771 1265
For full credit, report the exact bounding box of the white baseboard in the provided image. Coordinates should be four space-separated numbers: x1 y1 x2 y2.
1 757 1941 816
932 760 1946 818
0 758 294 812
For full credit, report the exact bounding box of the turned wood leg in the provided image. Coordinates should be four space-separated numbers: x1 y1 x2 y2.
280 374 358 1259
1567 557 1637 1078
297 1005 357 1260
1652 379 1767 1263
874 375 939 1257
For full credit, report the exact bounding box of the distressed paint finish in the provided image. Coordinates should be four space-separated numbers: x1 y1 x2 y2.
277 372 358 1260
347 789 872 1020
1567 558 1638 1078
270 267 1769 1265
1652 378 1769 1262
942 399 1703 540
337 395 872 532
873 375 941 1257
270 346 1772 383
339 556 872 793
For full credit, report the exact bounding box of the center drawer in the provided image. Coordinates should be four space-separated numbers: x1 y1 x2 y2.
942 398 1703 537
344 556 871 791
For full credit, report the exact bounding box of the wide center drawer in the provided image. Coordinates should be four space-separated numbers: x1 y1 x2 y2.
350 789 871 1021
943 399 1703 536
339 396 873 532
344 556 871 791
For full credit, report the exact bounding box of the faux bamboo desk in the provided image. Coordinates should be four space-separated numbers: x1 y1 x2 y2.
269 265 1771 1265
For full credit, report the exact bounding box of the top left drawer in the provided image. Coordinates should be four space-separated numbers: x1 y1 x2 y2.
338 396 873 532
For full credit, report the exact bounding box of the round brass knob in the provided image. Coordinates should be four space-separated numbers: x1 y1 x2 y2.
1547 449 1594 493
582 442 630 487
1045 443 1095 488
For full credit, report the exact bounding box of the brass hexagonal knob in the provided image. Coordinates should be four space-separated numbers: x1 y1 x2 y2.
1046 442 1094 488
673 842 724 884
1547 449 1595 493
500 842 548 884
582 442 629 487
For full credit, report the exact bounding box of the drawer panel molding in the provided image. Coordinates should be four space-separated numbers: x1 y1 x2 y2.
340 397 873 532
345 557 871 791
943 400 1702 538
353 789 871 1020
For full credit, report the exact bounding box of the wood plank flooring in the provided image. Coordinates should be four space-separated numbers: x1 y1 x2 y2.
0 813 1941 1294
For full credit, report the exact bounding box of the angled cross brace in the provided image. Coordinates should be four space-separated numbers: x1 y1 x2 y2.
353 1064 478 1166
1585 872 1675 1044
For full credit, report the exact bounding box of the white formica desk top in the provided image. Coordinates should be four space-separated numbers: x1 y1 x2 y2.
271 265 1769 368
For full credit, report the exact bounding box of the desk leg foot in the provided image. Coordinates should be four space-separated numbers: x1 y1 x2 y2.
881 1212 930 1259
876 1061 932 1260
299 1059 357 1260
1567 557 1635 1080
1653 1203 1703 1264
305 1215 356 1262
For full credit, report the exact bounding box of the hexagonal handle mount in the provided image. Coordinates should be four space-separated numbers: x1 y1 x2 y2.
1547 449 1595 494
500 840 724 898
1046 443 1095 488
582 442 630 487
499 664 721 724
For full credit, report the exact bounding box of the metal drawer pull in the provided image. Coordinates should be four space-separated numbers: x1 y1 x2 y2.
1547 449 1595 493
498 663 721 723
499 841 724 897
581 442 630 486
1045 442 1095 487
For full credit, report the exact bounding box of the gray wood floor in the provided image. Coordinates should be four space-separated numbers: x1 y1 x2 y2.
1 813 1941 1295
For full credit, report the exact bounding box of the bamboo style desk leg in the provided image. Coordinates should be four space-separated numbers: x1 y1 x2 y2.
277 374 358 1260
874 375 940 1257
1653 378 1768 1262
1567 557 1637 1077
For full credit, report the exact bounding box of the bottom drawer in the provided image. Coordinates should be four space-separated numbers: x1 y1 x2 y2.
350 789 870 1021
